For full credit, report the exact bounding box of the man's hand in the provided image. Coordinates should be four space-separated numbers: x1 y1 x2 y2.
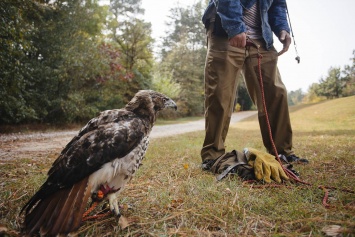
229 32 247 48
277 30 291 56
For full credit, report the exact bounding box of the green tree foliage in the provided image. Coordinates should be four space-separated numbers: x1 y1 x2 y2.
305 50 355 102
316 67 344 99
304 83 325 103
63 43 128 122
151 64 181 99
287 88 305 106
0 0 42 123
0 0 112 124
158 2 207 116
37 0 110 122
108 0 154 102
342 50 355 96
1 0 154 125
2 0 285 125
151 63 181 119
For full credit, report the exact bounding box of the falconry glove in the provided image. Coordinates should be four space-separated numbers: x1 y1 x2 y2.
244 148 289 183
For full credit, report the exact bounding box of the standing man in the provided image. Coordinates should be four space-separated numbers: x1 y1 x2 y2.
201 0 308 169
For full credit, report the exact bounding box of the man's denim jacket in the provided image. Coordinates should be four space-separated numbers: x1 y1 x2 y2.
202 0 290 50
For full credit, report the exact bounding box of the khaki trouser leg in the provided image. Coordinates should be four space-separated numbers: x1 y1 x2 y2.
243 39 294 156
201 31 246 162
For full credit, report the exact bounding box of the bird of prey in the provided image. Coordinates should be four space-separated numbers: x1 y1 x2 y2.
20 90 177 236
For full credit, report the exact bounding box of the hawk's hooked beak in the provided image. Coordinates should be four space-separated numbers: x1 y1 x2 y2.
165 99 177 111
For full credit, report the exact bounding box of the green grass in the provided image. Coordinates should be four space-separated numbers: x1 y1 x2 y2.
1 96 354 236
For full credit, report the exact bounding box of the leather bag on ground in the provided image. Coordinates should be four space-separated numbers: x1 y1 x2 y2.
210 150 255 181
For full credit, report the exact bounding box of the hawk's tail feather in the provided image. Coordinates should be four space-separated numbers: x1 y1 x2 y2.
20 182 57 215
48 176 91 234
25 192 61 233
23 177 92 236
40 193 67 234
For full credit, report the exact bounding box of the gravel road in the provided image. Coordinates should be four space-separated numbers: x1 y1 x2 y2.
150 111 256 138
0 111 256 161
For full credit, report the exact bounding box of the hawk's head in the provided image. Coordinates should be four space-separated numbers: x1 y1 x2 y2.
125 90 177 122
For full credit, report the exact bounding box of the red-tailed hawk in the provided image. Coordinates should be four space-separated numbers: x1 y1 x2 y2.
20 90 177 236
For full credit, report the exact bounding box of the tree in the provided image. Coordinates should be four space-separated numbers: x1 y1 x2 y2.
304 83 325 103
235 75 253 111
151 64 181 99
342 50 355 96
61 42 129 122
0 0 43 123
316 67 344 99
287 89 305 106
158 2 207 116
151 63 181 119
0 0 113 124
30 0 110 123
108 0 154 102
305 50 355 102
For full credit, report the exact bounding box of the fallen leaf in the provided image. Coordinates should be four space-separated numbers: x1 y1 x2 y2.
118 216 129 229
117 216 139 230
321 225 343 237
168 199 184 209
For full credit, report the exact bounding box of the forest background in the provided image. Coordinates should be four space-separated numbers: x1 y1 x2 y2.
1 0 354 125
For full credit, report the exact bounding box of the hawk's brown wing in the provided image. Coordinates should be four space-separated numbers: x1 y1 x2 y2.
21 109 149 235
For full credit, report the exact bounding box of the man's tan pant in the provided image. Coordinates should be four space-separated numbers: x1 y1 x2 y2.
201 28 294 162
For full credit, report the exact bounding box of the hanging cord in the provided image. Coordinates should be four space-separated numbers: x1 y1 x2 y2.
285 2 300 63
255 49 303 182
246 36 304 182
246 38 354 208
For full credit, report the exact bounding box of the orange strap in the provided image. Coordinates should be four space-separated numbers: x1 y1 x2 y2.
82 201 111 222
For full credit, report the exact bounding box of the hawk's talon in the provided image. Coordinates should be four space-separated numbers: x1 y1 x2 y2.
108 193 120 217
110 208 121 218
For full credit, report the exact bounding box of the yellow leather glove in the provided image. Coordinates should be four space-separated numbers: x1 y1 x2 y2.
244 148 289 183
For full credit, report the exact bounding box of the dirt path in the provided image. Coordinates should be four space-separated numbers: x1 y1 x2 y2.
0 111 256 161
150 111 256 138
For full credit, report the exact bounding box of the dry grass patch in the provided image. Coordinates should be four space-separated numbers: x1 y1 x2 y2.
0 97 354 236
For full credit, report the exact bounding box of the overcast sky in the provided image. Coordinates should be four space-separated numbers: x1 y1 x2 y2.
141 0 355 92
